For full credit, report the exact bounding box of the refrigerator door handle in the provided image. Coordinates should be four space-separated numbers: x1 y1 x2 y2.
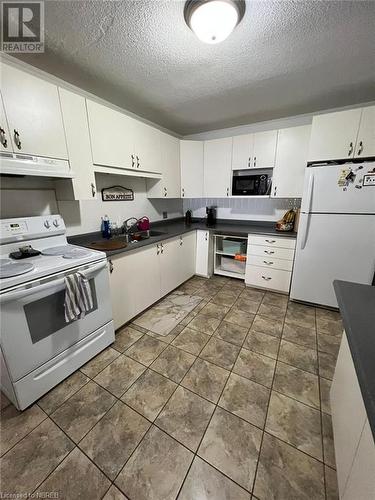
300 214 310 250
305 171 314 213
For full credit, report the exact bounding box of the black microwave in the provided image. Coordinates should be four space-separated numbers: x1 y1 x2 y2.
232 172 269 196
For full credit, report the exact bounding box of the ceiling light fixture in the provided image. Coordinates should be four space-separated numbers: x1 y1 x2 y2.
184 0 245 44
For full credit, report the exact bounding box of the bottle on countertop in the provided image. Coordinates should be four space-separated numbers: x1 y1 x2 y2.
101 215 111 239
185 210 192 225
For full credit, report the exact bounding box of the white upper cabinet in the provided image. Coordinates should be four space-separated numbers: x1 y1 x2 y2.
146 133 180 198
355 105 375 158
180 140 204 198
86 99 134 169
308 108 362 162
271 125 311 198
133 120 161 173
204 137 233 197
55 89 96 201
252 130 278 168
1 63 68 159
0 94 12 153
232 134 253 170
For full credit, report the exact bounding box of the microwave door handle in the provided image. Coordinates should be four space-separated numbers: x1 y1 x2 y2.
0 260 107 304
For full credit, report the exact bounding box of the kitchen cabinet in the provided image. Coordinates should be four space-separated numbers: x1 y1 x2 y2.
271 125 311 198
180 232 197 282
180 140 204 198
231 130 277 170
355 105 375 158
1 63 68 160
204 137 232 197
160 236 182 296
0 94 12 152
86 99 134 170
108 253 136 330
55 89 97 201
331 332 375 499
196 230 213 278
133 120 162 173
146 133 180 198
308 108 363 162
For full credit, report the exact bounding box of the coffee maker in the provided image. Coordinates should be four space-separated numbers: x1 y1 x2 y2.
206 206 216 227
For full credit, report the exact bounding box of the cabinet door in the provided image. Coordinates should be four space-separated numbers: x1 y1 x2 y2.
56 89 96 201
204 137 232 197
308 109 362 162
180 140 204 198
232 134 253 170
162 133 180 197
131 245 161 315
134 121 161 173
196 230 210 277
108 254 136 329
252 130 278 168
180 232 197 282
1 63 68 159
0 94 12 153
160 237 182 296
355 106 375 158
86 100 134 169
271 125 311 198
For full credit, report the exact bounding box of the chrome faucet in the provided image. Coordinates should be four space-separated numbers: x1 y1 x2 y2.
121 217 138 234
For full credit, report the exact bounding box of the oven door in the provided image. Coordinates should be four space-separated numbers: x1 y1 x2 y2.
232 174 259 195
0 259 112 381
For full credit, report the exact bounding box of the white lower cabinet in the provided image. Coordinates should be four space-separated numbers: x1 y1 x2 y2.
109 232 196 329
245 235 296 293
331 332 375 499
196 230 213 278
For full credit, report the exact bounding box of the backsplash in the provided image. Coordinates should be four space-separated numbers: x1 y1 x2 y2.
183 197 301 221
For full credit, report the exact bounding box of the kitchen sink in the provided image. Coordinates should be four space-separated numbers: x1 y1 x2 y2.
148 230 167 237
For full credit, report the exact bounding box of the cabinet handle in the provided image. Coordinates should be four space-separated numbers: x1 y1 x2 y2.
160 243 164 254
14 129 21 149
264 250 275 254
181 188 185 197
357 141 363 156
348 142 353 156
248 157 251 167
265 239 276 243
136 155 140 168
157 244 160 255
109 259 114 274
180 236 183 246
263 261 274 265
273 185 277 196
226 187 229 197
253 156 257 167
0 127 7 148
164 186 167 197
205 232 208 241
91 183 96 197
262 275 272 281
131 154 135 168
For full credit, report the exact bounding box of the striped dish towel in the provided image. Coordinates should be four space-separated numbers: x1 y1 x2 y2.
64 272 94 322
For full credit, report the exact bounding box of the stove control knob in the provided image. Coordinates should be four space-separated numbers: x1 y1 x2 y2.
53 219 59 227
44 220 50 229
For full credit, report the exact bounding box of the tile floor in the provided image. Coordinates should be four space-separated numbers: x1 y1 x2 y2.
0 275 343 500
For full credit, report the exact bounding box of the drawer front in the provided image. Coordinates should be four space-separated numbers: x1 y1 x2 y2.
247 244 295 260
248 235 296 249
245 266 292 293
247 255 293 271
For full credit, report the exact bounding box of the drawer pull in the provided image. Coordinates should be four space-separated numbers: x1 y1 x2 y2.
262 276 272 281
264 250 275 254
265 239 276 243
263 261 274 265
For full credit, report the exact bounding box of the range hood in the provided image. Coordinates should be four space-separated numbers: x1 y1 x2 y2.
0 152 73 178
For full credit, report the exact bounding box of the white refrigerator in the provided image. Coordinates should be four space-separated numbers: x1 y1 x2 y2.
290 162 375 308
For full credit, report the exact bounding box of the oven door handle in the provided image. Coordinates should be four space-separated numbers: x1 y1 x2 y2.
0 260 107 304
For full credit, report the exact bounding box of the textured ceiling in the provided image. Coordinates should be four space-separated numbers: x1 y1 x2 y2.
15 0 375 135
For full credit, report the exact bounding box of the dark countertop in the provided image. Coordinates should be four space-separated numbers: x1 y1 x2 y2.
333 280 375 441
68 218 297 257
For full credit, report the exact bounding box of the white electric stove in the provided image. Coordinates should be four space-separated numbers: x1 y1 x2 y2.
0 215 115 410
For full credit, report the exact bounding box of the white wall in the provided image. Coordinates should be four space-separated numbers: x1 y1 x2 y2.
0 174 183 236
183 197 300 222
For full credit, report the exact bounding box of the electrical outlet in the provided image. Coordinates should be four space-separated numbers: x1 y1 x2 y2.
163 211 168 219
363 174 375 187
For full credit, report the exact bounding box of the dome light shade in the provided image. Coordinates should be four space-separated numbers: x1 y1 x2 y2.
184 0 245 44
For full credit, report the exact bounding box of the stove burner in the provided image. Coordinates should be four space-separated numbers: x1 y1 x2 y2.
42 245 93 259
0 258 35 278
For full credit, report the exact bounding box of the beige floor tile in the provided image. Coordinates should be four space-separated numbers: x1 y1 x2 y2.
234 296 260 314
243 330 280 359
318 351 337 380
38 371 90 414
278 339 318 374
282 322 317 349
211 291 237 308
188 313 221 335
181 358 229 403
273 361 320 409
113 326 144 352
317 332 341 358
94 355 146 397
80 348 120 379
325 466 339 500
320 377 332 415
151 345 196 383
172 326 210 355
125 334 167 366
322 412 336 468
257 303 286 320
214 320 249 346
103 485 128 500
251 315 283 338
262 292 288 310
200 337 240 370
200 302 230 320
224 308 255 329
233 348 276 387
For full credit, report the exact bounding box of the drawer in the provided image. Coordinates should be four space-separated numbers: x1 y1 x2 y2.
246 255 293 271
248 235 296 249
247 244 295 261
245 266 292 293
